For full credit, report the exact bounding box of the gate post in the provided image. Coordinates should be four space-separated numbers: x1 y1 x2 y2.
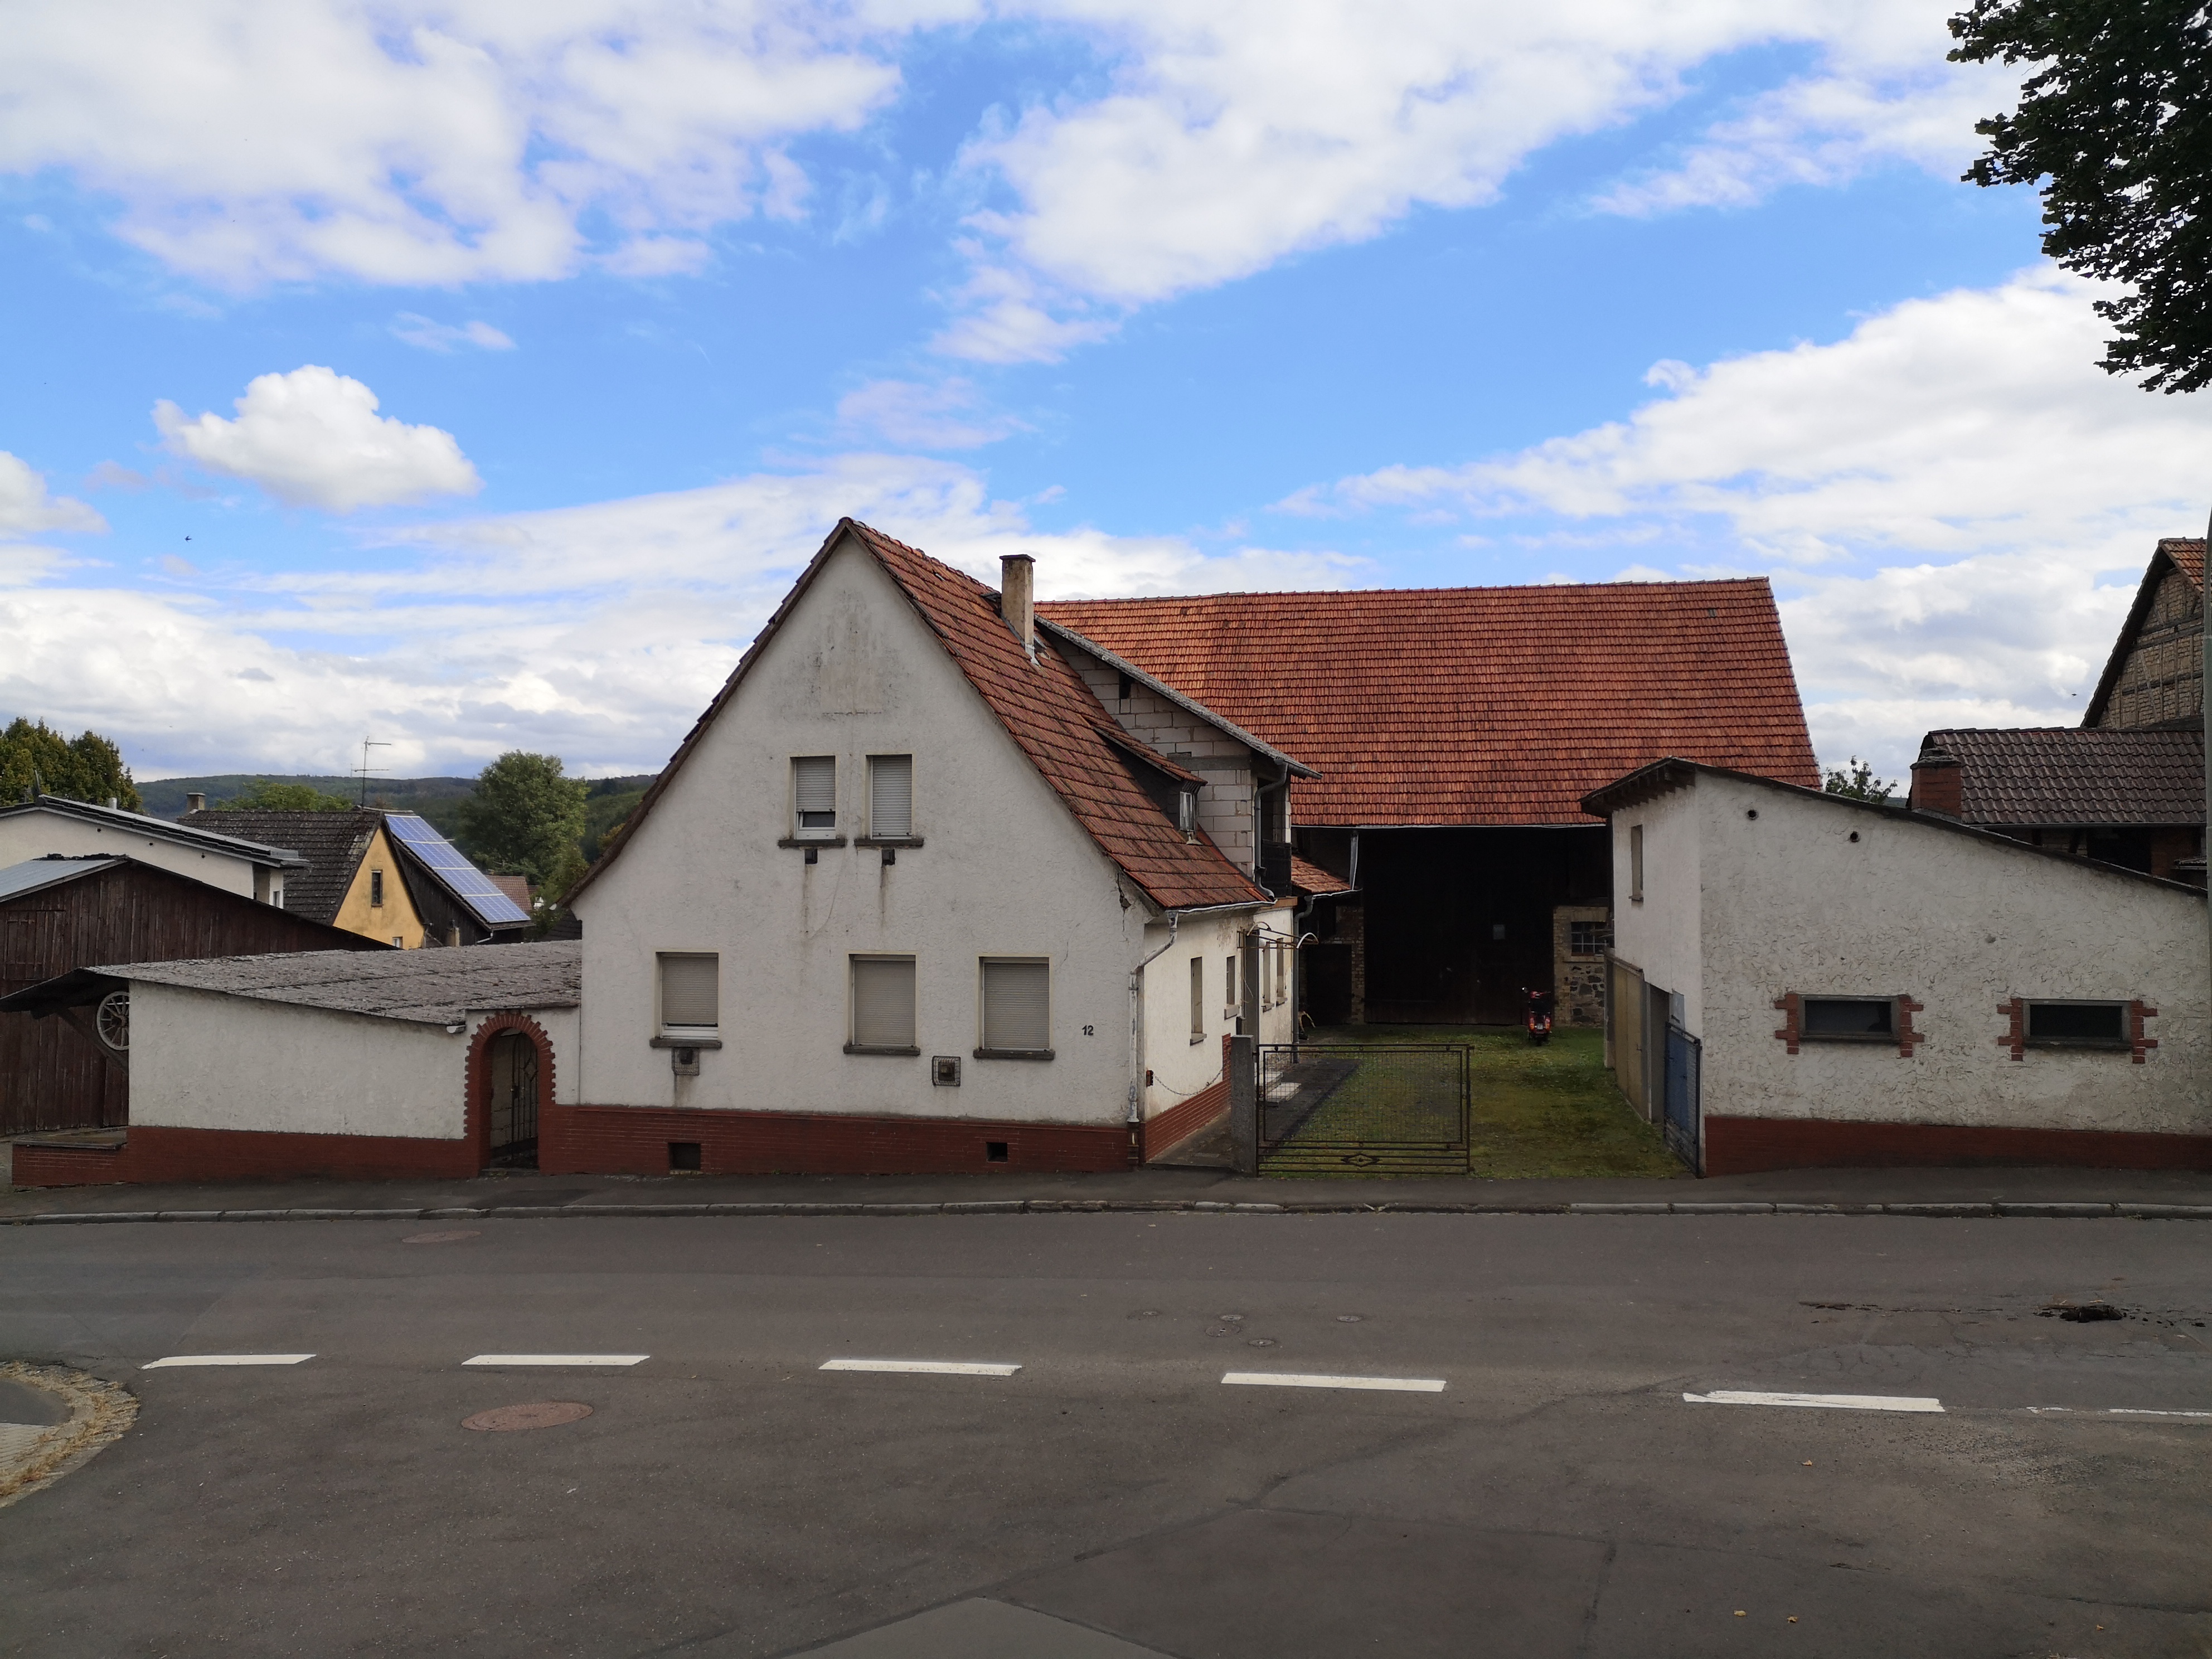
1229 1033 1258 1175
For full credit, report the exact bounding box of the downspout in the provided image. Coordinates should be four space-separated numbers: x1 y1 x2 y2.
1128 910 1181 1136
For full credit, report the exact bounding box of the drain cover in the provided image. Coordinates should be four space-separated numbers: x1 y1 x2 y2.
404 1230 481 1245
463 1401 593 1432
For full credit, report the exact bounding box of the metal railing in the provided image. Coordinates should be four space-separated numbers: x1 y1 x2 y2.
1255 1042 1469 1173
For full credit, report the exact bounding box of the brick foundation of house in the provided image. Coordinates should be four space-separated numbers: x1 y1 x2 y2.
1140 1076 1228 1163
9 1124 480 1187
1702 1115 2212 1175
539 1104 1133 1176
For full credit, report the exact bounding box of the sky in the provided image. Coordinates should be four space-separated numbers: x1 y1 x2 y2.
2 1 2207 787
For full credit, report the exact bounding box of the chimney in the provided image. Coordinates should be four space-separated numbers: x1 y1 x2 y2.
1909 746 1963 817
999 553 1036 662
186 792 206 813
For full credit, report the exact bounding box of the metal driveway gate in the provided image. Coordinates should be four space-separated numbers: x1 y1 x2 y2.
1661 1023 1701 1174
1256 1043 1469 1174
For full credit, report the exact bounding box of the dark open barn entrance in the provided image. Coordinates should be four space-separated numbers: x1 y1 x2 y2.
1357 826 1609 1026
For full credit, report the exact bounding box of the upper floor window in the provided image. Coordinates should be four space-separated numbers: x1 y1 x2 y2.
792 756 837 837
1177 787 1197 838
1569 920 1612 958
1189 956 1205 1040
1628 824 1645 903
370 869 386 908
2026 1000 2128 1049
659 952 719 1034
869 754 913 838
1801 996 1894 1041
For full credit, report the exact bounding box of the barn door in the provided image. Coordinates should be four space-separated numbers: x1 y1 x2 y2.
486 1031 540 1169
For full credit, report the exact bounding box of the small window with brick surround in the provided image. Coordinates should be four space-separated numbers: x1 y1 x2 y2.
2026 1000 2128 1049
1800 997 1895 1041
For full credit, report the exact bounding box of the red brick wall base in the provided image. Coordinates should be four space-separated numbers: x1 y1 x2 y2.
1141 1077 1227 1163
10 1124 480 1187
1703 1116 2212 1175
540 1104 1132 1176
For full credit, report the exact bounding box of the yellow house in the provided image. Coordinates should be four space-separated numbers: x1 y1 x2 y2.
329 821 428 947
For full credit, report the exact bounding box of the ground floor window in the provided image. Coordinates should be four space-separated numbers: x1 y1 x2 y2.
848 955 918 1052
979 958 1051 1056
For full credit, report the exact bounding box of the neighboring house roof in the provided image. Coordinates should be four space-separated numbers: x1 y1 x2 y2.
1289 855 1353 896
10 939 583 1027
569 519 1270 914
381 812 531 928
1581 758 2206 895
1 795 304 867
178 807 380 923
1920 728 2204 828
1039 579 1817 827
2083 537 2205 729
489 874 532 909
0 855 123 904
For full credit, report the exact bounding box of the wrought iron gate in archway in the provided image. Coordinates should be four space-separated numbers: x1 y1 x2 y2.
486 1031 541 1169
1256 1043 1469 1174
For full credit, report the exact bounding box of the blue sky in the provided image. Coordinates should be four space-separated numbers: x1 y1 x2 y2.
2 2 2208 784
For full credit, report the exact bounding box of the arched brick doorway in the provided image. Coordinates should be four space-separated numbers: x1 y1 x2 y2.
466 1014 555 1172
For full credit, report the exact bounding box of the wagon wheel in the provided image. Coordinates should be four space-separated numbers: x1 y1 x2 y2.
95 989 130 1052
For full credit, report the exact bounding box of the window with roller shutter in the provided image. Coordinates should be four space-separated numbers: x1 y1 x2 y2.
978 958 1051 1057
658 952 719 1032
848 955 917 1052
792 756 837 837
868 755 913 839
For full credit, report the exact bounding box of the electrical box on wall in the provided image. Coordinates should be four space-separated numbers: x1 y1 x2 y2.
932 1055 962 1086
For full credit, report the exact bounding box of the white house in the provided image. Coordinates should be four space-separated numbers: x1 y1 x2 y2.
553 518 1304 1175
1584 759 2210 1173
0 794 302 905
6 944 580 1185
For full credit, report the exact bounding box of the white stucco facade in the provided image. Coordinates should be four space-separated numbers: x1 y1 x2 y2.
1608 768 2210 1140
571 535 1279 1131
0 807 284 902
129 983 471 1139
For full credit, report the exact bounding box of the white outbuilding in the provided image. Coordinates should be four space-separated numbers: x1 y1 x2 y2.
1583 759 2209 1174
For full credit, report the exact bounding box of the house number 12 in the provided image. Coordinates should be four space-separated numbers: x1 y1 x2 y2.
1082 1025 1095 1036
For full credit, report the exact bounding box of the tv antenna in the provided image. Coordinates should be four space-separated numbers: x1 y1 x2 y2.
355 738 391 807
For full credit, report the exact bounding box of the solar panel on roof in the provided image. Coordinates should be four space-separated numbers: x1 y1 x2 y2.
382 813 531 926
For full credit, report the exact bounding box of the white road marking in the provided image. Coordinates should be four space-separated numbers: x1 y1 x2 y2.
1685 1389 1943 1413
143 1354 316 1369
462 1354 649 1367
2106 1408 2212 1420
1221 1371 1447 1393
819 1359 1022 1376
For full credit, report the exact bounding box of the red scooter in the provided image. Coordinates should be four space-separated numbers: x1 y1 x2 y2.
1522 987 1554 1045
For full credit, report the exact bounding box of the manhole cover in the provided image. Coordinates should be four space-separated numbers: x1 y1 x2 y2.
404 1230 481 1245
463 1401 593 1433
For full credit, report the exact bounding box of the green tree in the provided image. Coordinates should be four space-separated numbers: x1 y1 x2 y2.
1950 2 2212 392
0 719 142 810
214 779 354 812
458 751 588 883
1823 758 1896 802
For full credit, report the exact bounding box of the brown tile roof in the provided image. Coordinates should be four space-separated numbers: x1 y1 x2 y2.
179 807 378 923
1289 855 1353 896
1922 728 2204 827
2161 537 2205 589
1040 579 1817 826
567 520 1269 914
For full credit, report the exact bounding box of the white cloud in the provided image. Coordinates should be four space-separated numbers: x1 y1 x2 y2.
3 452 1360 778
0 452 106 537
836 377 1025 449
1297 268 2212 774
154 366 483 512
934 0 2002 356
391 314 516 353
0 1 915 287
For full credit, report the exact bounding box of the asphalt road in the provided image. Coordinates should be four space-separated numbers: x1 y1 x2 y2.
2 1212 2208 1658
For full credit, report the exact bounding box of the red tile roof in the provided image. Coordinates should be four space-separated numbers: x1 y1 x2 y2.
1040 579 1817 826
1289 855 1352 896
2161 537 2205 589
569 521 1269 914
1922 728 2204 827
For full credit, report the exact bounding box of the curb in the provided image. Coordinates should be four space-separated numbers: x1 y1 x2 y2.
8 1199 2211 1225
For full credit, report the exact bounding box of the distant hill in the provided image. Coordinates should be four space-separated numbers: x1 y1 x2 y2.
137 773 658 861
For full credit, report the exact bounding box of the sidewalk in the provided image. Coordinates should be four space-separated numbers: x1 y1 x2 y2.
6 1162 2211 1221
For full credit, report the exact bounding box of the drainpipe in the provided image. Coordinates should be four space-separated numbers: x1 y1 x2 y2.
1128 910 1181 1138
